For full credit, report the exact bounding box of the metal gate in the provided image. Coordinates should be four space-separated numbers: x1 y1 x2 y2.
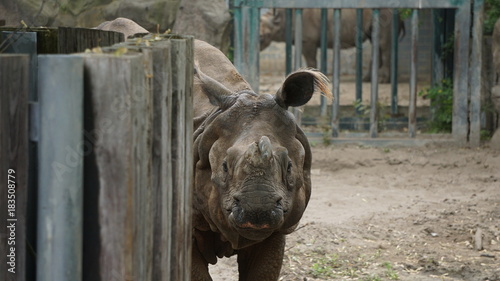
233 0 485 146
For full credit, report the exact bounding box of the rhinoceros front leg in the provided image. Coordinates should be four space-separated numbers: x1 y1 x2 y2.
236 233 286 281
192 244 213 281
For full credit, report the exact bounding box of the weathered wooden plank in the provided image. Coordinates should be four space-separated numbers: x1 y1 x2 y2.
81 53 146 281
469 0 485 146
453 2 471 144
243 0 466 9
0 28 58 54
169 37 194 281
36 55 83 281
369 9 380 138
331 9 341 138
409 10 419 138
0 54 29 281
58 27 124 54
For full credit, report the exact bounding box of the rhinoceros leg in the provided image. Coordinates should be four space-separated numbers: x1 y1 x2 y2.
236 233 286 281
303 41 319 69
192 246 213 281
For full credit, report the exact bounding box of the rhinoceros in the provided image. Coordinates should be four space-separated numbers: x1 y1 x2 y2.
260 8 405 83
94 17 149 38
95 17 331 280
192 39 330 280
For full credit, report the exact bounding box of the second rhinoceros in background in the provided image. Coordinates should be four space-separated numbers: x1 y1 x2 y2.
260 8 405 83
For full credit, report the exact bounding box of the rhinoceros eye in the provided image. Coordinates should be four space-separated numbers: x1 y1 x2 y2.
222 161 229 173
287 161 292 173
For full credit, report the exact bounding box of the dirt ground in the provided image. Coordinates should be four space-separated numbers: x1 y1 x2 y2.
209 143 500 281
207 73 499 280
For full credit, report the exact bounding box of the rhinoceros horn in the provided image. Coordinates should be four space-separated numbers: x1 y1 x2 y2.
246 136 273 167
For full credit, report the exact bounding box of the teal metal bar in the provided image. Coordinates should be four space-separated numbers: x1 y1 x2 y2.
332 9 341 137
294 8 303 70
320 8 328 116
409 10 419 138
285 9 293 75
453 0 471 144
37 55 83 281
431 9 445 87
469 0 485 146
355 9 363 115
293 8 303 124
233 3 244 73
369 9 380 138
390 9 399 115
244 0 466 9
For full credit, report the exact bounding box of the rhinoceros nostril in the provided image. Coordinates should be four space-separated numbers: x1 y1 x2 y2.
276 197 283 208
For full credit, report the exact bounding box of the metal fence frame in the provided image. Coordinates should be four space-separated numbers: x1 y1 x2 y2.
233 0 485 146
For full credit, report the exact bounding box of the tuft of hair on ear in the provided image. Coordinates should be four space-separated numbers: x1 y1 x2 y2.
303 68 333 102
275 68 333 108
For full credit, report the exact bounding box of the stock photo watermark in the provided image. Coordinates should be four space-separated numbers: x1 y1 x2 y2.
6 169 17 274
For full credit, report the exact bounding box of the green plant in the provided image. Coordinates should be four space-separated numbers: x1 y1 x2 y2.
485 0 500 35
382 262 400 280
309 254 341 278
418 79 453 133
353 99 388 132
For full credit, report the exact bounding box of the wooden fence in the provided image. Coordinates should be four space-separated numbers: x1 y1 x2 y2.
0 28 193 281
233 0 486 146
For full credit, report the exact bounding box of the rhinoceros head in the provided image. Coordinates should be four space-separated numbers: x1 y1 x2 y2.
260 9 286 51
193 65 330 248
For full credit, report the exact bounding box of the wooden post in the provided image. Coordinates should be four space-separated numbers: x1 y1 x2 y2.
58 27 124 54
409 9 419 138
0 54 29 281
169 37 194 281
370 9 380 138
331 9 341 138
81 53 149 281
1 30 38 281
37 55 84 281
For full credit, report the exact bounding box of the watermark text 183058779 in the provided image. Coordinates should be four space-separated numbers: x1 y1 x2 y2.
6 169 17 274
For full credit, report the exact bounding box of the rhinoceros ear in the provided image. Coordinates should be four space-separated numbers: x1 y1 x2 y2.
275 69 332 109
194 61 233 106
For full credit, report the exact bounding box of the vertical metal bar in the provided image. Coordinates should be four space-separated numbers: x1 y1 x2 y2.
391 9 399 115
431 9 445 87
248 6 260 92
332 9 341 138
453 2 471 144
469 0 485 146
285 9 293 75
233 1 243 73
238 6 260 92
293 8 303 125
355 9 364 114
369 9 380 138
37 55 83 281
320 8 328 116
409 9 419 138
294 8 303 70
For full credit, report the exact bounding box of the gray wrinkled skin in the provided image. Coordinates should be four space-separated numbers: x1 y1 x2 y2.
192 40 331 281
